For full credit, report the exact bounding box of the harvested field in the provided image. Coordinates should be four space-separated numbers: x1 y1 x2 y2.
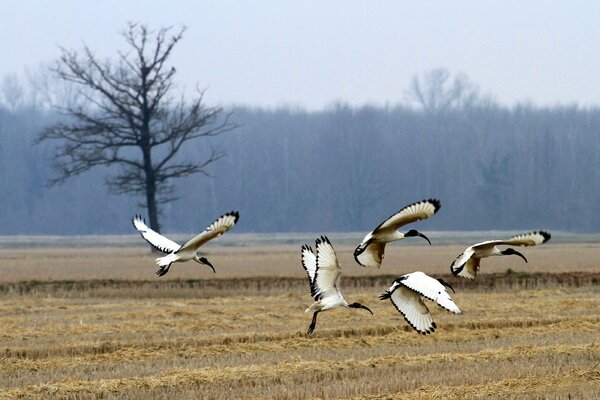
1 238 599 399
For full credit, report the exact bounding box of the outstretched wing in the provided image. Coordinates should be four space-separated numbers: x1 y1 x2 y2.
450 247 476 278
372 198 441 234
457 257 480 280
178 211 240 252
389 286 436 334
301 245 317 286
400 272 461 314
132 215 180 254
502 231 551 247
311 236 342 300
354 239 386 268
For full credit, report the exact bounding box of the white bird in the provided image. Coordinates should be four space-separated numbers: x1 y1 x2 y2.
302 236 373 335
450 231 551 280
379 271 461 334
132 211 240 277
354 199 441 268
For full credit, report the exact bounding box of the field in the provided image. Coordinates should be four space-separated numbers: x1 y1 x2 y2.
1 235 600 399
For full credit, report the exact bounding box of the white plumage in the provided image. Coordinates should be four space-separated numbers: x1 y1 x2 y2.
302 236 373 334
450 231 551 280
380 271 461 334
354 199 441 268
132 211 239 277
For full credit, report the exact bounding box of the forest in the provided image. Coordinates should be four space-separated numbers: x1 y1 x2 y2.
1 91 599 235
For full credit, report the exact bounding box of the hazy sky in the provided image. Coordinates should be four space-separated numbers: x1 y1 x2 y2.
2 1 600 109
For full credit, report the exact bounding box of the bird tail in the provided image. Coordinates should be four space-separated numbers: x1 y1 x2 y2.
155 253 178 277
156 253 178 267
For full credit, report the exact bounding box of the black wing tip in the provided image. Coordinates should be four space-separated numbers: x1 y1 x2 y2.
132 214 146 227
353 238 373 258
223 210 240 224
426 198 441 213
316 235 330 245
537 230 551 243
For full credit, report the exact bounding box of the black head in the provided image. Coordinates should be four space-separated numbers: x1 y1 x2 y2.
501 248 528 263
198 256 216 273
348 302 373 315
405 229 432 245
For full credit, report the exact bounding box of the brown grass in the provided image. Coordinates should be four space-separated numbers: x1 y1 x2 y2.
0 241 599 399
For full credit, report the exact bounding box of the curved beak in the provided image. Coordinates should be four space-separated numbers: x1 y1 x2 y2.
418 232 432 245
199 257 216 273
513 250 528 263
503 248 528 263
358 304 373 315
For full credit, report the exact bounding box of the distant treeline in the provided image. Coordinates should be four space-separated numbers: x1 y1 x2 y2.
1 102 599 234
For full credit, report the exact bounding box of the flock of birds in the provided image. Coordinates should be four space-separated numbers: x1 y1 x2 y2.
132 199 551 335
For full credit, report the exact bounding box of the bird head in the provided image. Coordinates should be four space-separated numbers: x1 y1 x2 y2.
195 255 216 273
501 248 528 263
404 229 432 245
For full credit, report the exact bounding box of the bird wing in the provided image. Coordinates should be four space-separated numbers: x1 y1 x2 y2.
400 272 461 314
456 257 480 280
389 286 436 334
178 211 240 252
132 215 180 254
501 231 551 247
354 239 386 268
311 236 342 300
301 245 317 286
450 247 476 277
372 198 441 234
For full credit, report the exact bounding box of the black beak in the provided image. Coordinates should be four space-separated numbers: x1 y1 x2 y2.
360 305 374 315
351 303 373 314
418 232 432 245
502 248 528 263
514 250 528 263
200 257 216 273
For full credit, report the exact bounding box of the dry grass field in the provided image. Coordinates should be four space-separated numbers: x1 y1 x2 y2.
1 236 600 399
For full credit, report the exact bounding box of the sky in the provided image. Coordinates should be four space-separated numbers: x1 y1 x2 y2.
2 0 600 110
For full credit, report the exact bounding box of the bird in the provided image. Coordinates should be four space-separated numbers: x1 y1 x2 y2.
450 231 551 280
354 199 441 268
301 236 373 335
379 271 461 334
132 211 240 277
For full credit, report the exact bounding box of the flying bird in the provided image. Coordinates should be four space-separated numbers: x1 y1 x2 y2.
354 199 441 268
302 236 373 335
450 231 551 280
132 211 240 277
379 271 461 334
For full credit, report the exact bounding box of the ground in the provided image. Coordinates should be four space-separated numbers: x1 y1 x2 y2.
1 238 599 399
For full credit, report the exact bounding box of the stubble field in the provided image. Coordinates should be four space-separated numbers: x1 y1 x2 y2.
1 236 600 399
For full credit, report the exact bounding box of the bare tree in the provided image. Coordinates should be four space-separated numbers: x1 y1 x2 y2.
38 23 237 232
406 68 482 112
1 74 25 111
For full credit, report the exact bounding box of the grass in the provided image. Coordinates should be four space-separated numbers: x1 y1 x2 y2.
1 241 599 398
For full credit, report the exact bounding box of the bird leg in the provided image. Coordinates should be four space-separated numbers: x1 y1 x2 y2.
156 264 171 277
307 311 320 335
